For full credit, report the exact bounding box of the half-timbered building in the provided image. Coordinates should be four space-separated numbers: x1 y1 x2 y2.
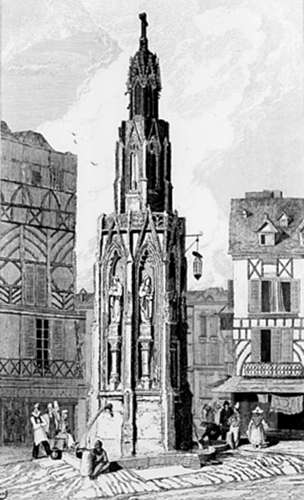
0 121 87 444
216 190 304 438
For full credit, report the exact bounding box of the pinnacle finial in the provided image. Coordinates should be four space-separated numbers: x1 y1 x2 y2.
139 12 148 44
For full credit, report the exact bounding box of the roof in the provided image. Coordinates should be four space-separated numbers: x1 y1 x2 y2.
212 376 304 394
1 120 54 151
186 288 228 305
229 192 304 256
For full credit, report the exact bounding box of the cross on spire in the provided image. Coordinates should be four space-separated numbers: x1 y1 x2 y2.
139 12 148 48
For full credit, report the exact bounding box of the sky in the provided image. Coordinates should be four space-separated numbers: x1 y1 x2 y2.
2 0 304 292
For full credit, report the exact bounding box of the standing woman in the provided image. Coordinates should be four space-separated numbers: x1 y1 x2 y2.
31 403 51 459
247 406 268 448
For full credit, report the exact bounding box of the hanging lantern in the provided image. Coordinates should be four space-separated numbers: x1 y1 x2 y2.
192 251 203 280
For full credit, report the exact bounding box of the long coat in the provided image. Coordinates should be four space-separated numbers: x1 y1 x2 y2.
31 413 48 445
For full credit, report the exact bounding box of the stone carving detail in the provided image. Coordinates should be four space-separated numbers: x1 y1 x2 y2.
108 274 123 389
139 275 153 324
138 273 154 389
109 276 123 325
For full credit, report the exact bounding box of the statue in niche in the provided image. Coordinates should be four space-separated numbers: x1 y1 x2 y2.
139 275 154 324
109 276 123 324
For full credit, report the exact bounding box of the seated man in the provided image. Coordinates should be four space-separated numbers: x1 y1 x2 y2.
89 440 110 479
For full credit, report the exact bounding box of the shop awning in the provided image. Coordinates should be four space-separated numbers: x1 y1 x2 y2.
212 376 304 394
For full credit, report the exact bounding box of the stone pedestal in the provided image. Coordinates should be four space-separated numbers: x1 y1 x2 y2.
138 323 153 390
108 324 121 390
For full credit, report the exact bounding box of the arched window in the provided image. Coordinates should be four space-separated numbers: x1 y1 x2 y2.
146 84 153 117
130 153 138 190
147 152 157 188
134 82 142 115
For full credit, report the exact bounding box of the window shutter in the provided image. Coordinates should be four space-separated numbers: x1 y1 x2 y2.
52 320 64 359
207 316 218 338
291 280 300 313
281 329 293 362
22 316 35 358
36 264 47 306
200 315 207 337
271 329 281 362
248 280 261 313
208 341 219 365
251 329 261 362
24 263 35 305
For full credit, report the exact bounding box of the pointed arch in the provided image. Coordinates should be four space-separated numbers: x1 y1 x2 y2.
135 240 162 383
64 193 76 213
41 190 61 211
11 185 33 206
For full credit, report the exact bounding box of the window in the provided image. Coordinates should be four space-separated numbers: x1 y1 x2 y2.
36 318 49 369
261 281 271 312
278 213 289 227
199 315 207 338
50 166 64 190
261 329 271 362
220 313 233 330
251 328 293 363
278 281 291 312
249 279 297 314
24 263 47 306
129 153 138 190
32 169 41 186
259 233 275 246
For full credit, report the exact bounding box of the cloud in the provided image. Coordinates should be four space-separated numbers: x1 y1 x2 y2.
10 0 302 292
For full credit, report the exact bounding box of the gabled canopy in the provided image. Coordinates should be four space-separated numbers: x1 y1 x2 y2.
256 216 279 234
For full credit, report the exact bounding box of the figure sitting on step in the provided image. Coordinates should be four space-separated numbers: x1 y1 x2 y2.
88 440 110 479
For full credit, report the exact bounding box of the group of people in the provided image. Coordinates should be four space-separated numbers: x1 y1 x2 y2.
30 401 75 459
201 400 269 449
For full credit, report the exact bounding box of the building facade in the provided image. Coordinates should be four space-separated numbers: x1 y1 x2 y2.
0 121 87 444
90 13 191 459
186 288 233 427
218 190 304 437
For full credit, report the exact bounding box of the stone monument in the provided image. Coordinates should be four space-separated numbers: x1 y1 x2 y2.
90 13 191 459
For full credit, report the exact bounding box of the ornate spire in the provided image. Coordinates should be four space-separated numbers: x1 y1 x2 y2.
115 13 172 214
127 12 161 120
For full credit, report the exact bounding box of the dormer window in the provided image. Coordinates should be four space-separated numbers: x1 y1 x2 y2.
257 216 278 246
241 209 250 219
278 212 289 228
259 233 275 246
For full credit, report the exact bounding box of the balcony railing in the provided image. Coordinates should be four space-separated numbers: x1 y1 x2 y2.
242 362 304 378
0 358 83 379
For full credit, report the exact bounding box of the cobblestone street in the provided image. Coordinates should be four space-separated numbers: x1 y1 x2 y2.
1 443 304 499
